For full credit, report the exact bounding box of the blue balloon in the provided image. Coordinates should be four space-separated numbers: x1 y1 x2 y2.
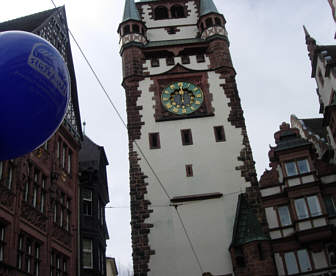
0 31 70 160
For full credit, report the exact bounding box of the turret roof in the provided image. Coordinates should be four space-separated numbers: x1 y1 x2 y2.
200 0 219 16
122 0 141 22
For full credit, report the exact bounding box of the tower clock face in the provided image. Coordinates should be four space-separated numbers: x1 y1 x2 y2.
161 82 204 115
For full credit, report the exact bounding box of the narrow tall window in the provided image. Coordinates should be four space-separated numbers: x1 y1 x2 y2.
297 249 312 272
83 190 93 216
123 25 130 35
278 205 292 227
57 140 60 159
56 256 60 276
132 24 140 33
60 208 64 228
205 17 213 28
214 126 226 142
186 165 193 177
0 226 5 262
32 186 38 208
215 17 222 26
62 146 66 169
171 5 185 18
68 151 72 174
26 240 32 273
24 182 30 202
166 56 175 66
54 203 57 223
181 55 190 64
82 239 93 269
7 165 13 190
0 161 3 180
17 236 23 270
284 252 299 275
154 6 169 20
307 195 322 217
295 198 309 220
35 245 40 276
181 129 193 145
149 133 161 149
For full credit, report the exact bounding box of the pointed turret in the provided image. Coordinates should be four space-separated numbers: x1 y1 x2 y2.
200 0 219 17
118 0 147 55
198 0 228 41
122 0 141 23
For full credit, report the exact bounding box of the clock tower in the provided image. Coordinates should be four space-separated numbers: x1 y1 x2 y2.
118 0 258 275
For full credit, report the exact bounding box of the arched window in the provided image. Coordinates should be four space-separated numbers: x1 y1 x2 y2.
171 5 185 18
123 25 130 35
133 24 140 33
215 17 222 26
205 18 213 28
155 6 169 20
200 23 205 31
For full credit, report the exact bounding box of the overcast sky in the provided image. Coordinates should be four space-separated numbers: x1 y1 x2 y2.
1 0 336 274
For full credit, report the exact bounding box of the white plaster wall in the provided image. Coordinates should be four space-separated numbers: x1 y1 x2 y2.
134 63 249 275
288 177 301 187
141 1 198 28
299 221 312 231
147 26 199 41
313 217 327 227
141 1 199 42
302 175 314 184
283 228 294 237
144 56 210 75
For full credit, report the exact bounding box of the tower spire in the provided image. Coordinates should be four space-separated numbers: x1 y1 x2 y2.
200 0 219 16
122 0 141 23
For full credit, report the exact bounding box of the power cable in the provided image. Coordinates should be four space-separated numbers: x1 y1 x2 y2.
48 0 214 272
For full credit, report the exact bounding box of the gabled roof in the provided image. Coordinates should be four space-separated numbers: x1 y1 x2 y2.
0 7 83 140
0 7 58 32
200 0 219 16
231 194 268 248
122 0 141 23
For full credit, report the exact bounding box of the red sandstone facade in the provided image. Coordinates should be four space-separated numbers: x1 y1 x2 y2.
0 7 82 276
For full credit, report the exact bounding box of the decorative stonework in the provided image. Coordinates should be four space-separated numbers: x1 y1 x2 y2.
0 185 15 211
121 34 147 47
52 225 72 247
201 26 227 40
149 70 214 122
21 201 47 232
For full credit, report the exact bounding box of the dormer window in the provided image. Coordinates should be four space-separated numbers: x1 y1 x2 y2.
284 159 310 177
205 18 213 28
155 6 169 20
171 5 185 18
123 25 130 35
133 24 140 33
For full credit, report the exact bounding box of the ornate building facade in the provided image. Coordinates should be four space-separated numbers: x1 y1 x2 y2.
118 0 267 275
79 136 110 276
0 7 82 276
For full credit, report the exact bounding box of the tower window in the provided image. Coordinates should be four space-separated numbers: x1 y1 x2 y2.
205 18 213 28
166 56 175 66
196 54 205 63
215 17 222 26
181 56 190 64
123 25 130 35
132 24 140 33
149 133 161 149
154 6 169 20
186 165 193 177
214 126 226 142
171 5 185 18
181 129 193 146
200 22 205 31
151 58 159 67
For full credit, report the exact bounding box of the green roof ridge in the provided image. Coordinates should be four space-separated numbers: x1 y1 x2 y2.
231 194 269 248
200 0 219 16
123 0 141 22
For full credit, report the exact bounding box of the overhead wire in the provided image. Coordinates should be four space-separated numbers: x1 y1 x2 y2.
48 0 218 273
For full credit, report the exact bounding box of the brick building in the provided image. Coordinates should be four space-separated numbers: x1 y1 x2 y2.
79 136 110 276
0 7 82 276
